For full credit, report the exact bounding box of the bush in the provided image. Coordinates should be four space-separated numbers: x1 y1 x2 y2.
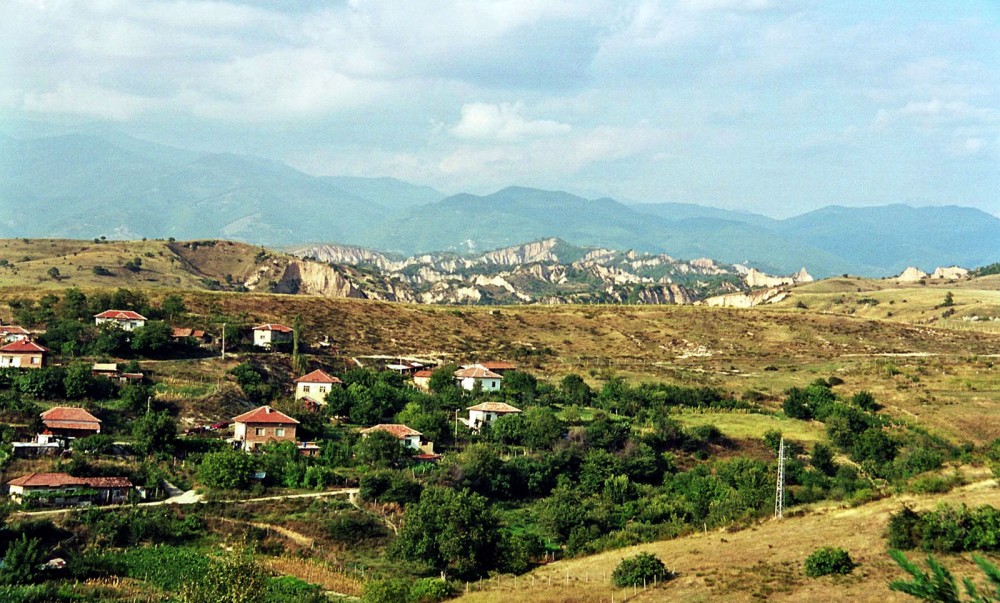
362 578 410 603
408 578 455 603
611 552 673 587
804 547 856 577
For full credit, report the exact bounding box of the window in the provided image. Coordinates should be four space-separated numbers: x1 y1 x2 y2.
302 385 310 393
31 357 40 364
276 428 285 437
255 428 265 436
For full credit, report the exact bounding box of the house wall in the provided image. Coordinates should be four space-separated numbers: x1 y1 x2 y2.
239 422 296 451
254 330 291 348
458 377 501 391
95 318 145 331
0 353 43 368
402 435 421 450
295 383 331 402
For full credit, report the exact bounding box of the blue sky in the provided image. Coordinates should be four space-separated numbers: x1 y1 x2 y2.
1 0 997 217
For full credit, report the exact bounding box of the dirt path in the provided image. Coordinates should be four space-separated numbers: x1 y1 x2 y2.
211 516 316 548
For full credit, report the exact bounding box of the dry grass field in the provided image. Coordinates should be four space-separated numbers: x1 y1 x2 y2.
456 470 999 603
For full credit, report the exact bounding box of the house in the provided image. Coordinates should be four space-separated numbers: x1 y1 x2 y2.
0 325 30 343
297 441 321 457
454 365 503 391
293 369 342 405
0 339 49 369
91 363 143 384
477 361 518 375
252 323 293 348
466 402 522 430
412 369 434 390
94 310 147 331
231 406 299 451
385 361 424 376
171 327 209 344
41 407 101 439
360 424 423 450
12 433 62 458
7 473 132 507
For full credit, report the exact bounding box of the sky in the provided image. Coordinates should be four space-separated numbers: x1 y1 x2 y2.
1 0 998 218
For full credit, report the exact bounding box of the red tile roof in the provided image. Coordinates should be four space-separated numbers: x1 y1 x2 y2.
41 407 101 424
232 406 299 425
413 370 434 378
454 366 503 379
466 402 522 413
253 323 293 333
7 473 132 488
94 310 147 321
172 328 206 338
294 369 342 384
0 339 50 353
360 424 422 439
0 326 30 336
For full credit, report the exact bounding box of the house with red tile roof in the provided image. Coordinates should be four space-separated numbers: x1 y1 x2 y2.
40 407 101 438
231 406 299 451
466 402 522 430
7 472 132 507
454 365 503 392
360 424 423 450
412 369 434 390
294 369 342 404
477 361 518 374
94 310 147 331
252 323 293 348
171 327 209 343
0 339 49 369
0 325 30 343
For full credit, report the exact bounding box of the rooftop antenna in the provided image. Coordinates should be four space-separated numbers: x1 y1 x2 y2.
774 437 785 519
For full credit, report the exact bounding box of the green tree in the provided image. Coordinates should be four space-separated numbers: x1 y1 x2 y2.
0 534 45 585
198 449 256 489
46 266 61 280
887 550 1000 602
560 373 592 406
811 443 838 477
160 294 186 320
942 292 955 307
362 578 410 603
356 430 410 468
612 552 673 587
132 321 172 355
804 547 856 577
390 487 501 579
428 364 460 394
132 411 177 456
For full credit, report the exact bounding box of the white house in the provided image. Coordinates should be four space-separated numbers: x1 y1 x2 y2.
94 310 147 331
0 325 30 343
252 323 293 348
466 402 522 430
454 365 502 391
360 424 423 450
294 369 342 404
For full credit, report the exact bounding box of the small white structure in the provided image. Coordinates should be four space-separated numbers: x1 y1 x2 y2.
0 325 30 343
294 369 342 404
252 323 293 348
94 310 147 331
466 402 522 430
360 424 423 450
454 365 502 391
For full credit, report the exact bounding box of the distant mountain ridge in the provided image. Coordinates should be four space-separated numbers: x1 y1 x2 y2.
2 131 999 277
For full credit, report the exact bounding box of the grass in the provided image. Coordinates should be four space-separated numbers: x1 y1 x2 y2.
672 411 827 444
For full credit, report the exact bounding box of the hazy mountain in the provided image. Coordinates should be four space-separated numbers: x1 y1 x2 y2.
3 131 999 277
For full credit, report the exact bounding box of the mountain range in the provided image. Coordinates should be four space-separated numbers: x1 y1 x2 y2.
2 131 999 278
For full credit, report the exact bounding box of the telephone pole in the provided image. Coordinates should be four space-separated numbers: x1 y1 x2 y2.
221 322 226 360
774 437 785 519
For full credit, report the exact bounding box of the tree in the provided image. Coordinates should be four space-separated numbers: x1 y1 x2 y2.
160 294 186 320
132 321 172 355
132 411 177 456
811 443 838 477
198 449 256 489
612 552 673 587
942 292 955 307
124 257 142 272
428 364 460 394
355 430 410 468
0 534 45 585
46 266 61 280
390 486 501 579
560 374 592 406
804 547 856 577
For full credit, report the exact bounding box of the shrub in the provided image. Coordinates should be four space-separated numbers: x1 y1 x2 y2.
408 578 455 603
362 578 410 603
804 547 856 577
611 552 674 587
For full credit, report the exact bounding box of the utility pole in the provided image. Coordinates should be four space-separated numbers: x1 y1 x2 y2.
454 409 459 440
146 395 152 415
774 437 785 519
221 322 226 360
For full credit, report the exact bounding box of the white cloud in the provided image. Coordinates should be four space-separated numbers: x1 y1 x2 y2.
450 103 571 142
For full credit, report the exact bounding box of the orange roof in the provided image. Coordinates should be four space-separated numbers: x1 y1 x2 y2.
454 366 503 379
232 406 299 425
172 328 206 338
413 370 434 378
0 339 50 354
294 369 342 384
479 361 517 371
7 473 131 488
0 326 29 336
253 323 293 333
94 310 147 321
41 407 100 424
360 424 422 439
467 402 522 413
